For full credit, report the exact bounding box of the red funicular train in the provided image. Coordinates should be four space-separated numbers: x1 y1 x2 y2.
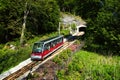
31 35 64 60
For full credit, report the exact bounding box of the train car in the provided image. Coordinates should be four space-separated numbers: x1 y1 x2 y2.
31 35 64 60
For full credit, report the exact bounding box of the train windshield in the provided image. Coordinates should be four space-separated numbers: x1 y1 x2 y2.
32 43 43 53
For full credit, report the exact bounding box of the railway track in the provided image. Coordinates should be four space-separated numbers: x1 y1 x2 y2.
3 61 38 80
3 39 76 80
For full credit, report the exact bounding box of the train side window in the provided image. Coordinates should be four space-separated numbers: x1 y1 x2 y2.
55 40 57 45
50 42 52 47
44 43 50 50
56 39 58 44
51 42 54 47
44 45 47 50
57 38 61 44
59 38 62 43
59 38 61 42
44 44 48 50
52 42 54 47
47 44 50 50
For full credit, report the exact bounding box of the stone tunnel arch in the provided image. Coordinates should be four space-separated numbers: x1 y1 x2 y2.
77 25 86 33
79 27 86 32
74 25 87 36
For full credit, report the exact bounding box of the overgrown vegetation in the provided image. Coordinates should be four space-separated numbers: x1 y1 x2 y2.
57 50 120 80
0 46 31 74
71 23 76 31
52 49 72 65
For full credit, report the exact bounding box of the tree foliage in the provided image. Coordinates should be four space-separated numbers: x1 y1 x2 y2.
0 0 60 43
0 0 25 43
27 0 60 34
84 0 120 54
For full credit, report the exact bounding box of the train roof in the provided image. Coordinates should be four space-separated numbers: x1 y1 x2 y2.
35 35 63 44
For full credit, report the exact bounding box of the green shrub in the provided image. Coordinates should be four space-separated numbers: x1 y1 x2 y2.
0 50 5 57
59 52 69 61
57 50 120 80
74 40 80 45
0 46 31 74
0 44 4 49
71 23 76 30
61 30 70 37
53 49 72 65
57 69 65 80
52 56 63 65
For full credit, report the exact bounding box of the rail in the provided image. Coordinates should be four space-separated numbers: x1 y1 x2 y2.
2 39 76 80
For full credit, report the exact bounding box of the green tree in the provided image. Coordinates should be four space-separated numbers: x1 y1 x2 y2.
0 0 60 43
56 0 77 14
84 0 120 54
20 1 31 46
27 0 60 34
0 0 25 43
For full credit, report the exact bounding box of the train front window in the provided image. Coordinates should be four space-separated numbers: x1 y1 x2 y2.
32 43 43 53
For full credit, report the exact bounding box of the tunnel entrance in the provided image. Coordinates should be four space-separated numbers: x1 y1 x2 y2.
76 25 86 36
79 27 86 32
72 25 86 36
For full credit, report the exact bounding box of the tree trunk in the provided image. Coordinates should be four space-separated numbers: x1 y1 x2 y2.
20 2 29 46
20 18 26 46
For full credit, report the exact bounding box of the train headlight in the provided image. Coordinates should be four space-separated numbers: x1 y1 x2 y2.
39 56 42 59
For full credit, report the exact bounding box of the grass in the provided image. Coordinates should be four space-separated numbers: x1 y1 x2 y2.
57 50 120 80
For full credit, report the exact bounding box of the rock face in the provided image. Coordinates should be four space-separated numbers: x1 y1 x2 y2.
61 13 86 27
60 13 86 36
61 13 86 25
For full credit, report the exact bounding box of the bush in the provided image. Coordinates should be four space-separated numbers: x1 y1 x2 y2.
52 56 63 65
71 23 76 30
74 40 80 45
56 50 120 80
57 69 65 80
52 49 72 65
0 46 31 74
0 44 4 49
61 30 70 37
